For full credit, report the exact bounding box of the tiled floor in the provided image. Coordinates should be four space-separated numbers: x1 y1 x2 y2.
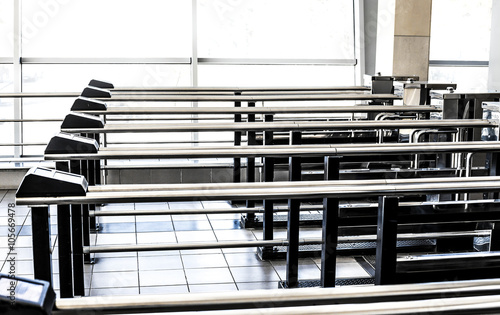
0 189 371 297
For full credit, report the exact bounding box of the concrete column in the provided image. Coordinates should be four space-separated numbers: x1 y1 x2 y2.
488 0 500 92
392 0 432 80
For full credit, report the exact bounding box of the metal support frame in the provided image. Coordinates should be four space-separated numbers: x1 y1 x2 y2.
31 206 53 285
233 93 242 185
286 131 302 288
321 156 340 287
55 161 74 298
245 101 257 222
69 160 85 296
375 196 399 285
262 114 275 256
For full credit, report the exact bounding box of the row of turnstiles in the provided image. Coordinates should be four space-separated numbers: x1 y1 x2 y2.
5 75 500 314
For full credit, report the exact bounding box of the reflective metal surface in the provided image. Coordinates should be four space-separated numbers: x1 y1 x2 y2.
45 141 500 160
75 105 440 115
60 119 494 134
95 93 400 102
52 278 500 314
15 176 500 205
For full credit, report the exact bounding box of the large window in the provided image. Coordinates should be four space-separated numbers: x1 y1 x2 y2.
429 0 492 91
2 0 359 158
0 0 14 58
21 0 191 58
198 0 354 59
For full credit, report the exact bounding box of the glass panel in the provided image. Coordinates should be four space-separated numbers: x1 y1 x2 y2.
429 66 489 92
0 65 14 157
0 64 14 92
22 64 191 92
198 65 355 86
21 64 191 153
0 98 15 157
198 0 354 59
21 0 191 58
430 0 492 61
0 0 14 57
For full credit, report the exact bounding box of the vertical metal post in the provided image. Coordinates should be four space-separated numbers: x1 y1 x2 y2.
31 206 53 285
286 131 302 288
87 156 98 232
489 152 500 199
233 92 242 184
57 204 73 298
375 196 399 285
70 160 85 296
263 114 275 256
490 222 500 251
55 161 73 297
321 156 340 288
246 101 257 223
80 160 91 264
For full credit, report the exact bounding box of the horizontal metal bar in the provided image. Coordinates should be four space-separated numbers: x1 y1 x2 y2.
87 176 500 193
0 92 79 98
84 230 489 254
0 88 373 99
85 239 293 253
91 200 500 216
91 204 323 216
0 91 388 99
98 93 399 102
0 119 62 122
52 278 500 314
105 140 238 145
57 295 500 315
79 105 440 115
112 85 371 92
0 143 47 146
45 141 500 160
20 57 192 64
0 58 12 63
113 90 369 96
61 119 493 134
429 60 489 67
16 177 500 205
198 58 357 65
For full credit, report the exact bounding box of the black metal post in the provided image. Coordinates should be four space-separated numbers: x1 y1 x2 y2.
57 204 73 298
31 206 53 285
263 114 275 256
70 160 85 296
233 92 242 185
321 156 340 288
80 160 91 264
86 132 99 232
54 161 74 297
375 196 399 285
246 102 257 223
286 131 302 288
489 152 500 199
490 222 500 251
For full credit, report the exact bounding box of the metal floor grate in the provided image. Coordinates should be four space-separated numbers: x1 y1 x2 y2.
279 278 375 288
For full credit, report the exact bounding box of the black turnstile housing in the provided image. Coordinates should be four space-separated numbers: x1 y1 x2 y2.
71 97 107 111
61 112 104 129
88 79 114 89
16 167 88 198
45 133 99 154
0 273 56 315
81 86 112 98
